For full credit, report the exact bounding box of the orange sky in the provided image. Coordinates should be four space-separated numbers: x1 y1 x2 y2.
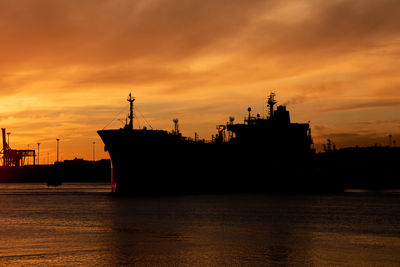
1 0 400 161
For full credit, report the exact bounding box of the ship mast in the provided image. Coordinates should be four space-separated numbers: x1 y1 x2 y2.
127 93 135 130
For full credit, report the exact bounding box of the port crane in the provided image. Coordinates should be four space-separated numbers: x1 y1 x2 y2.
1 128 35 166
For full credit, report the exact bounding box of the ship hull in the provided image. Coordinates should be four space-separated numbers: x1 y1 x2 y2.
98 129 322 195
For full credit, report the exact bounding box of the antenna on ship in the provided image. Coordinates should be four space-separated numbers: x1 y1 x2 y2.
127 92 135 130
267 92 277 119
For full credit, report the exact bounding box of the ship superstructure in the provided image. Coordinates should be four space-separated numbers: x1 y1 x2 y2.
224 93 313 158
98 92 314 194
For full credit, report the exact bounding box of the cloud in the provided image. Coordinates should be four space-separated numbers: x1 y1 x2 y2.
317 98 400 112
0 0 277 68
356 120 400 126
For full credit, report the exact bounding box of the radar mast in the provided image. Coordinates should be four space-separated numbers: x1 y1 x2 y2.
127 93 135 130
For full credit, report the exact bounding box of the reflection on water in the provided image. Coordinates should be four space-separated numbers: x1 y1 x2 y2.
0 183 400 266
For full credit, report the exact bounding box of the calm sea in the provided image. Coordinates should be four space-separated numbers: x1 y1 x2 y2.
0 183 399 266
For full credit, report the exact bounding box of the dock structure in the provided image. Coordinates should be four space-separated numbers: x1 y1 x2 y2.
1 128 35 167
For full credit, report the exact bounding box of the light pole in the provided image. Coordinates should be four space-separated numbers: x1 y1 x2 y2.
56 139 60 163
92 141 96 162
27 144 30 164
37 143 41 165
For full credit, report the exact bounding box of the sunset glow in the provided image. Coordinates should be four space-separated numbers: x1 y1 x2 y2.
1 0 399 160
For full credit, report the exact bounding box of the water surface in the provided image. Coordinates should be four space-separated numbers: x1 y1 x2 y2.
0 183 399 266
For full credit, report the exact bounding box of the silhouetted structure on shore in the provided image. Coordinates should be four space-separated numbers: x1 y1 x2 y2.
1 128 35 167
0 127 110 184
0 158 111 183
316 145 400 190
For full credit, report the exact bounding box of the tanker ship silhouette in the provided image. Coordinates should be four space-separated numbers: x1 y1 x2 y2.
98 92 320 194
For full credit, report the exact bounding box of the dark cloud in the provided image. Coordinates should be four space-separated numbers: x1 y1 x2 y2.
0 0 277 68
243 0 400 56
318 98 400 112
1 0 400 93
356 120 400 125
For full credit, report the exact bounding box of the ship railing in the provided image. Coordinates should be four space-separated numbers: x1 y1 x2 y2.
182 136 210 144
244 116 259 124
